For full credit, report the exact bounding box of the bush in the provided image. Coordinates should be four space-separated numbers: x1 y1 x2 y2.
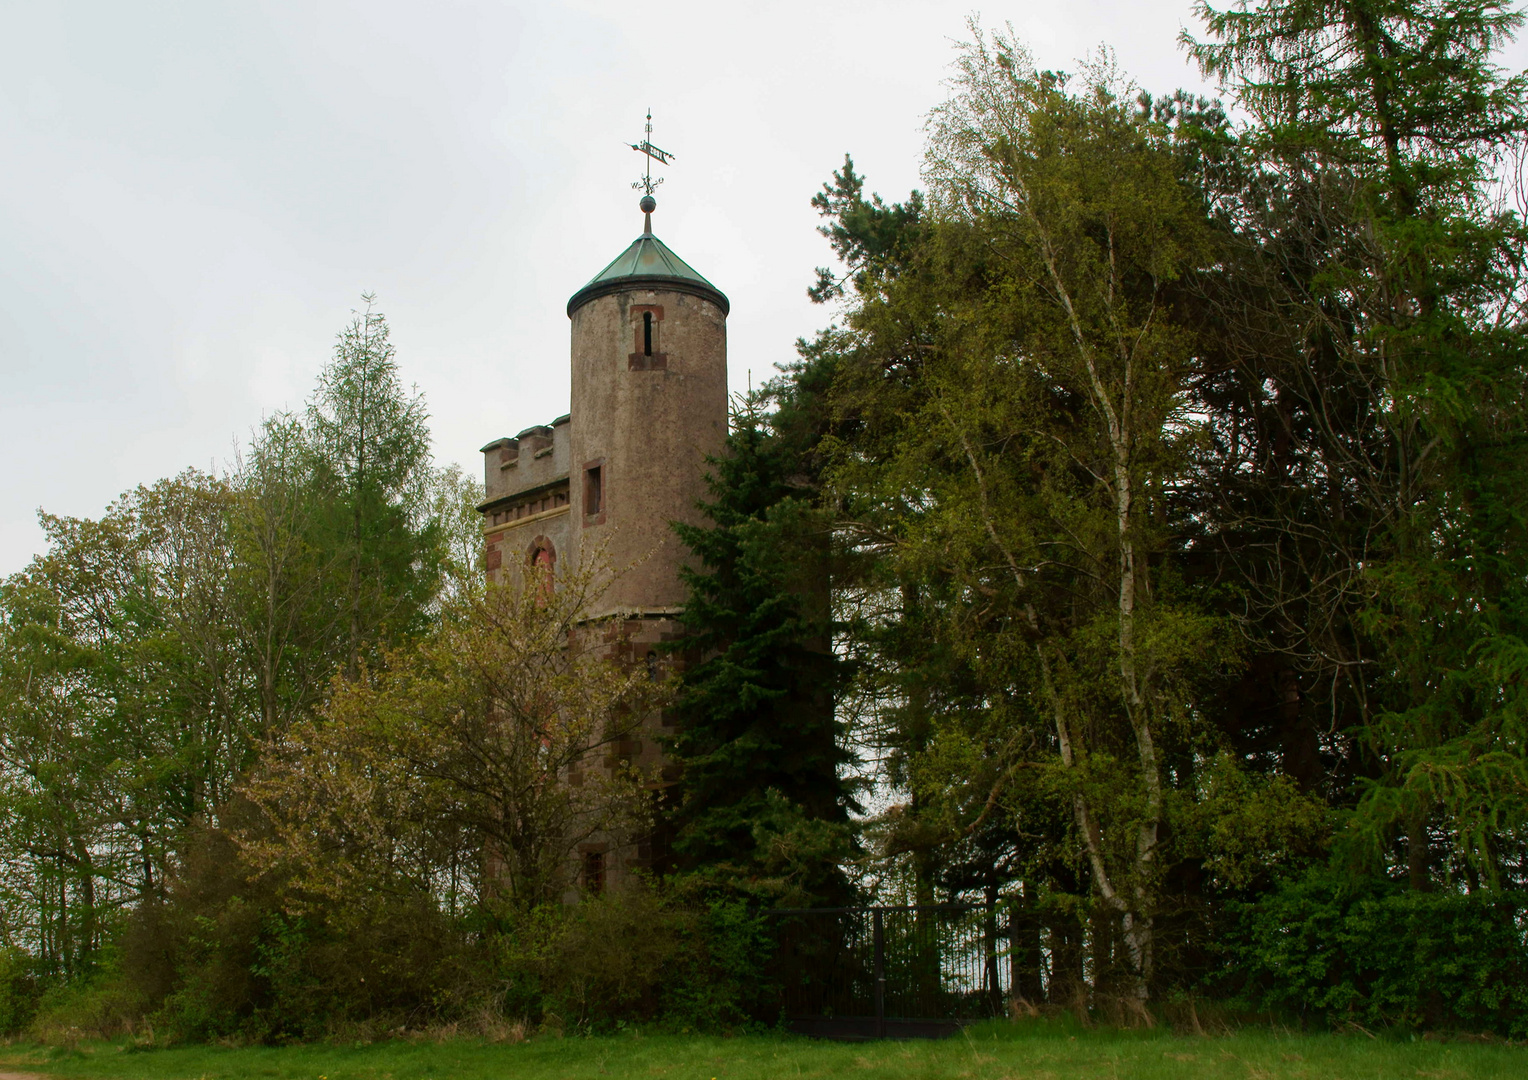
666 899 775 1030
37 821 778 1044
139 895 480 1043
514 890 678 1029
500 887 773 1032
120 826 774 1042
0 947 40 1035
1226 869 1528 1036
122 823 485 1043
25 953 148 1045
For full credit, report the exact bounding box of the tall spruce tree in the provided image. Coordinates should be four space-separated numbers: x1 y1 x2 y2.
667 362 856 903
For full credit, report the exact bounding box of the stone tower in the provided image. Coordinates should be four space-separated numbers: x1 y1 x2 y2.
564 199 730 611
477 196 728 889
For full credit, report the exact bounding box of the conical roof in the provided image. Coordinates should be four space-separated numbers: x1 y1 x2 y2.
567 229 729 317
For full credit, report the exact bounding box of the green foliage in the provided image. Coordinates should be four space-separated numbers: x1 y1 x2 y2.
1175 754 1332 891
0 946 40 1035
8 0 1528 1045
23 946 147 1044
1185 0 1527 175
820 23 1239 996
0 296 466 1018
1226 870 1528 1036
428 464 488 605
506 890 771 1033
668 378 856 902
784 0 1528 1020
669 790 858 911
0 472 249 978
242 558 661 914
119 853 770 1042
119 822 475 1044
1182 0 1528 889
808 154 926 303
307 294 440 673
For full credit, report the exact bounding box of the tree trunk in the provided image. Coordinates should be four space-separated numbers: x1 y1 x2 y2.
1408 812 1431 891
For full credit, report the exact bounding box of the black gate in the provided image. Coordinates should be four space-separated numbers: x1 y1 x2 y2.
763 904 1011 1040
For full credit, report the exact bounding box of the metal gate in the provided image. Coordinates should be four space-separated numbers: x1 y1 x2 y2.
764 904 1010 1040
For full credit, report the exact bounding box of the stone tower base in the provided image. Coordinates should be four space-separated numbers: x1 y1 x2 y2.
564 610 691 901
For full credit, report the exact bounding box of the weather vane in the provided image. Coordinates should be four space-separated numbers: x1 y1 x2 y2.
629 110 672 231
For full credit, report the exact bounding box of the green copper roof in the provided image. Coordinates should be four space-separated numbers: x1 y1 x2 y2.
567 230 730 317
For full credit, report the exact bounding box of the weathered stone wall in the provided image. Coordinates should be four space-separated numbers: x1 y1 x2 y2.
563 612 692 900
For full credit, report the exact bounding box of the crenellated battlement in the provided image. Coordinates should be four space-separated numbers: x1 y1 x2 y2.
479 413 571 510
479 414 574 583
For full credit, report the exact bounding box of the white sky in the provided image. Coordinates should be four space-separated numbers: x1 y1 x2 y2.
1 1 1519 575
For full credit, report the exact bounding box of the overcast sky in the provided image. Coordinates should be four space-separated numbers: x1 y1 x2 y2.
1 1 1518 575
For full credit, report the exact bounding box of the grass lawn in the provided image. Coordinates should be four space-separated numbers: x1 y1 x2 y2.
1 1020 1523 1080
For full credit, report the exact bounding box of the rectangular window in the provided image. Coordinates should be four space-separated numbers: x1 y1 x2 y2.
584 465 603 515
583 851 605 894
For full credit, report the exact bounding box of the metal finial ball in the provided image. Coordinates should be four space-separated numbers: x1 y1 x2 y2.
639 194 657 214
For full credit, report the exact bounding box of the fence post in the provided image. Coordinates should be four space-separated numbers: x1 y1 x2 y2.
873 906 886 1038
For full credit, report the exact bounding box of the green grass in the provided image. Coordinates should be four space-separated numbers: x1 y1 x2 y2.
1 1020 1523 1080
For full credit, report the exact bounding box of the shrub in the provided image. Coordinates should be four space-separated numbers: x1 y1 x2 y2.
502 887 772 1032
0 947 40 1035
124 823 485 1043
519 889 679 1028
52 823 778 1044
666 899 774 1029
25 955 147 1045
1226 869 1528 1036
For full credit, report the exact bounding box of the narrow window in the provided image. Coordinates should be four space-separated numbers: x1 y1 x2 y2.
585 465 603 515
643 311 653 356
646 650 659 681
583 851 605 894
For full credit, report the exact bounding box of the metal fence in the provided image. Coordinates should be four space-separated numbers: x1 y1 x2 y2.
763 904 1010 1040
